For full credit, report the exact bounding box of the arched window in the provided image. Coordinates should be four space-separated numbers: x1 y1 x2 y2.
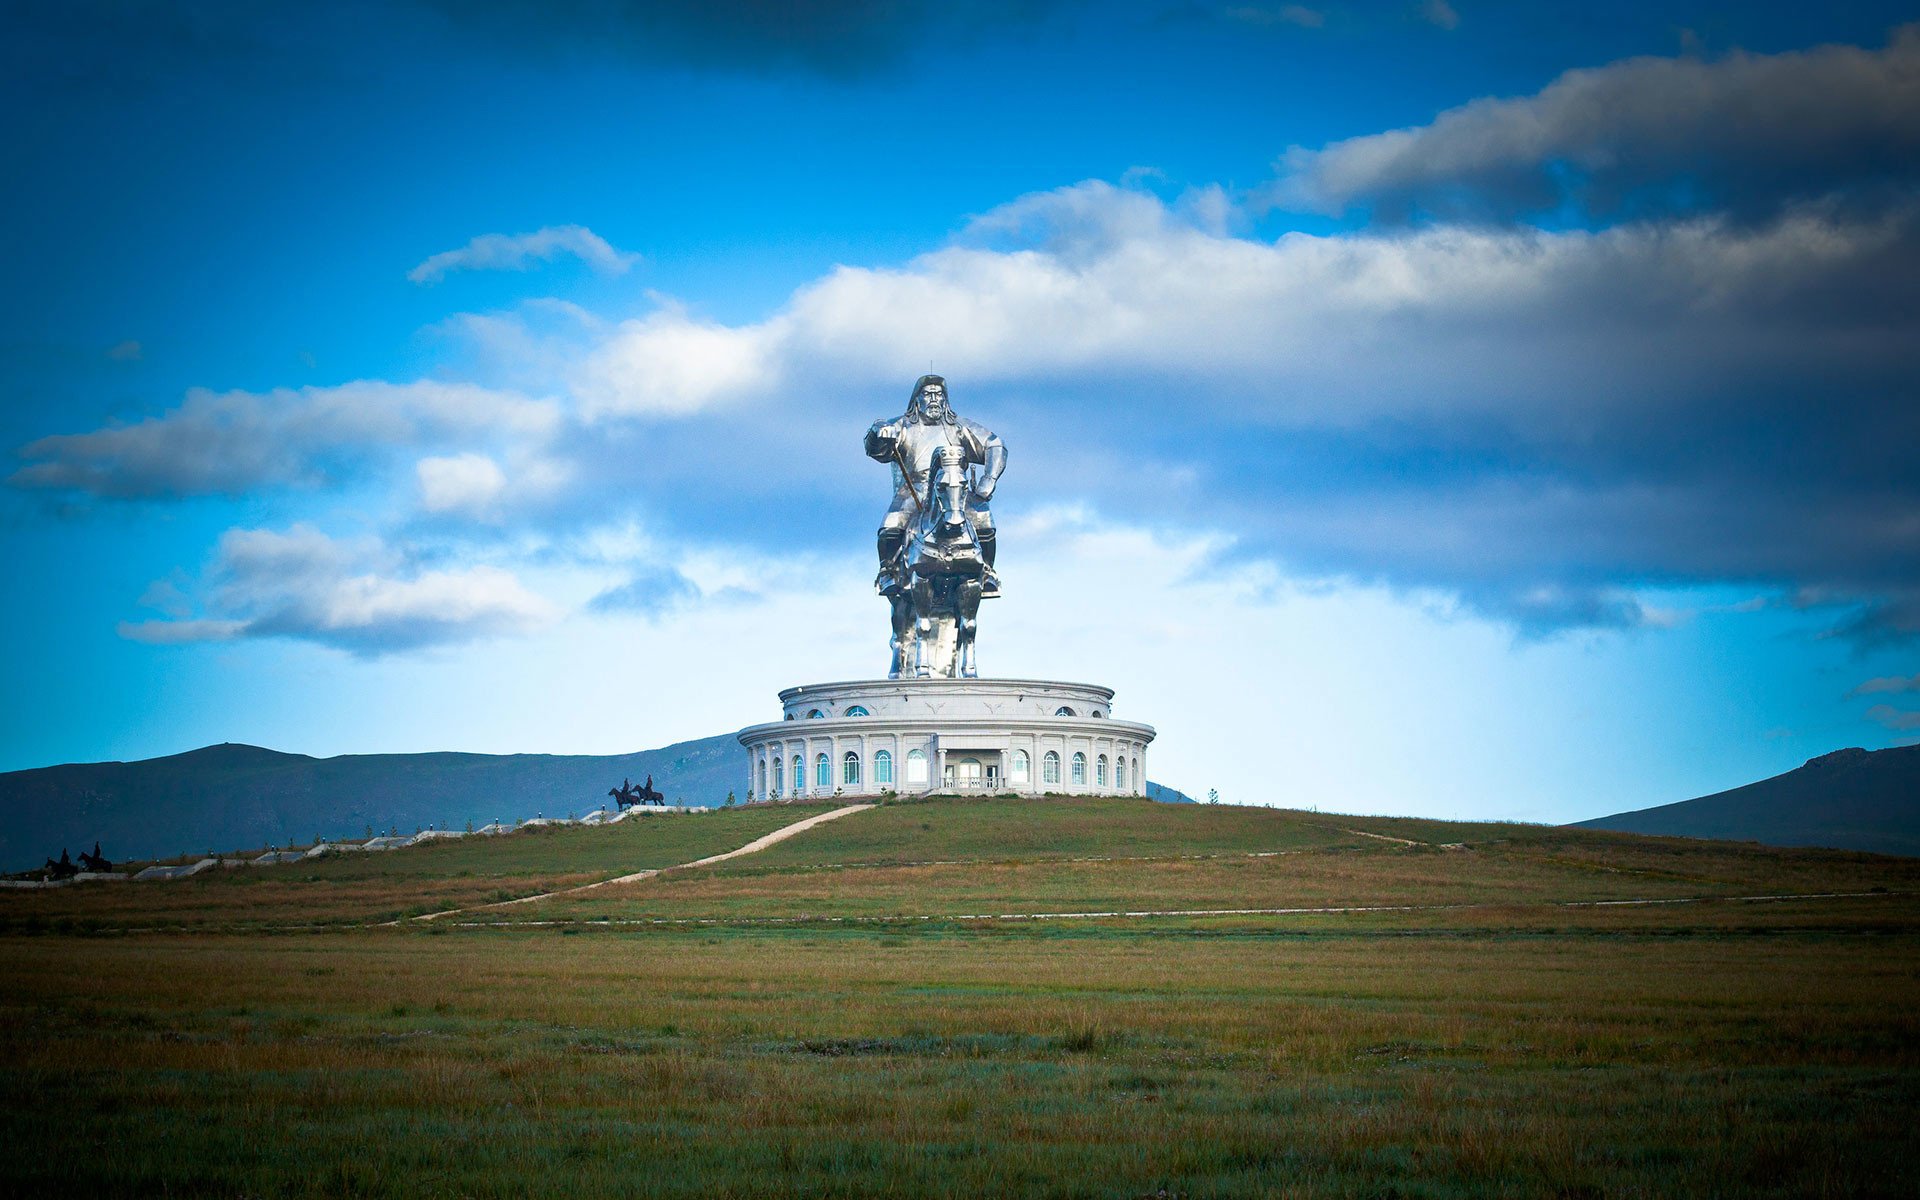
1072 752 1087 786
784 713 795 721
1115 757 1127 791
1054 706 1076 717
843 750 861 786
906 748 928 785
1091 710 1105 719
1011 750 1030 784
1043 750 1061 785
1097 755 1109 788
815 753 830 788
806 709 824 719
756 759 767 796
874 749 893 785
792 755 803 793
845 705 870 717
773 756 784 795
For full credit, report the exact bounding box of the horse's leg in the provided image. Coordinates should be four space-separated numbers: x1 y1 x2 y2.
889 591 913 679
957 577 982 678
928 578 967 677
921 578 945 678
914 615 934 677
910 579 933 679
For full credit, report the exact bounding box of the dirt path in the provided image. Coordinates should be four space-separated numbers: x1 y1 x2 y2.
401 803 874 925
1341 827 1424 846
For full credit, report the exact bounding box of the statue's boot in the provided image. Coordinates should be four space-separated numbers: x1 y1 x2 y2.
875 528 907 594
978 530 1000 597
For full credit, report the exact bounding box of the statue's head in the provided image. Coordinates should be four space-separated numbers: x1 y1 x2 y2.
908 374 955 424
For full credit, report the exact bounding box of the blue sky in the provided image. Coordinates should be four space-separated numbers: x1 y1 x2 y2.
5 1 1919 820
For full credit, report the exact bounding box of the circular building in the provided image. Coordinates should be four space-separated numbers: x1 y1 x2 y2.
736 678 1154 800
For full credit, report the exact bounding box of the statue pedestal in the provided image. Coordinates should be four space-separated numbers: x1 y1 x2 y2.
736 677 1155 800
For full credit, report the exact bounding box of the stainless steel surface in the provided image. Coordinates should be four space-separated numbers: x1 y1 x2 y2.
865 374 1006 679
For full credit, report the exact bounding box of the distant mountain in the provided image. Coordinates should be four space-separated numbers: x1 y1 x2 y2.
1573 745 1920 857
0 733 1204 871
0 735 743 871
1146 781 1199 804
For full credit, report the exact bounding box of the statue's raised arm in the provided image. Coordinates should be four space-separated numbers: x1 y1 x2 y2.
864 417 903 464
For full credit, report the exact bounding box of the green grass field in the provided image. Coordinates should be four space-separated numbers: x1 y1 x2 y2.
4 796 1918 1197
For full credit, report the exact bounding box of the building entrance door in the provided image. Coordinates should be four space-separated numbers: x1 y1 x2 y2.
955 757 984 788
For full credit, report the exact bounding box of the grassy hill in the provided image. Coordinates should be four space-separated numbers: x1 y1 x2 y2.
9 792 1918 932
5 796 1918 1197
1574 744 1920 855
1 737 1201 873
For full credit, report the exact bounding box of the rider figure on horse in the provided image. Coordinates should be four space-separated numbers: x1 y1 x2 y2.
864 374 1007 599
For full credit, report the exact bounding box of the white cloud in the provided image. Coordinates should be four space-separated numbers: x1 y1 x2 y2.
1421 0 1459 31
574 306 783 418
574 180 1910 434
618 508 1755 822
1224 5 1324 30
417 453 507 515
25 36 1920 651
37 171 1920 640
13 380 560 498
1272 26 1920 219
118 618 246 644
126 525 558 655
1865 703 1920 732
1852 673 1920 696
413 176 1919 637
408 225 639 284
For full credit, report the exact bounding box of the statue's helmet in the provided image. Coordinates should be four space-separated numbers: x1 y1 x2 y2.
908 374 956 423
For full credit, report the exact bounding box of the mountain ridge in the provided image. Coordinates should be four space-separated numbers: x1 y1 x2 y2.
0 736 743 870
1572 743 1920 856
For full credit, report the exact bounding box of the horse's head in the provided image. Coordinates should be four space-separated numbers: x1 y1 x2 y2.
930 445 972 540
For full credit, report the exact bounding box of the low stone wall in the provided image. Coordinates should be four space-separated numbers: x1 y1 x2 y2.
133 858 219 881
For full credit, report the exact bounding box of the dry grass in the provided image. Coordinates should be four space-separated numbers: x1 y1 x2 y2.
0 804 814 929
3 796 1918 1196
497 818 1920 925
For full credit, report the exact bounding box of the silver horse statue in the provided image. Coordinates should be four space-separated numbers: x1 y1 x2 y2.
865 375 1006 679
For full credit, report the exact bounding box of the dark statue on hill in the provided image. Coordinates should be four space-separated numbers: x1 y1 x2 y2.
610 776 666 810
77 842 112 872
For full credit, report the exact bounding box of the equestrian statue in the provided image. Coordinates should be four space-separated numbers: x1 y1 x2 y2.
865 374 1006 679
609 776 665 810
